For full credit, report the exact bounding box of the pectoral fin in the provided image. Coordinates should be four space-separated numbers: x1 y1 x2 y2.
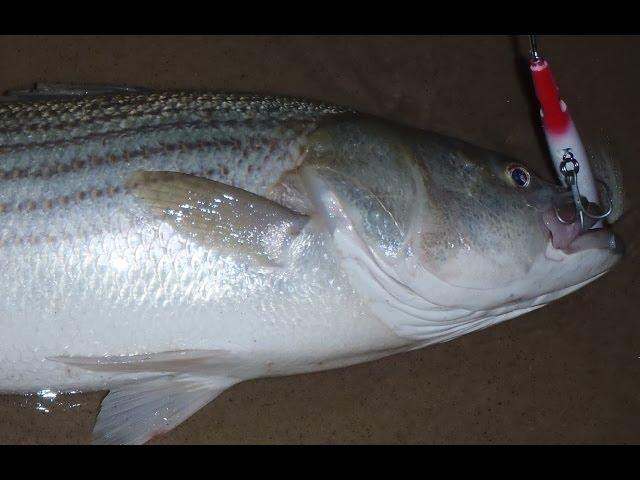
127 171 309 265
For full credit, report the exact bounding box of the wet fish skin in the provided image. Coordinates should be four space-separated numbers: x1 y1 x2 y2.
0 92 407 429
0 92 373 388
0 90 622 444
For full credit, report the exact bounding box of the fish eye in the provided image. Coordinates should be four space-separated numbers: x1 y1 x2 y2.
508 165 530 188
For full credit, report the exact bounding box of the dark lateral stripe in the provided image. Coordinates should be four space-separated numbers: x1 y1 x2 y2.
0 134 279 182
0 167 243 248
0 103 273 137
0 229 103 249
0 92 152 118
0 119 224 155
0 157 266 216
0 92 265 121
0 105 203 135
0 185 128 215
0 92 222 122
0 111 199 138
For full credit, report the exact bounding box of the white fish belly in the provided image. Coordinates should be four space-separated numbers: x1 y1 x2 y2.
0 192 407 393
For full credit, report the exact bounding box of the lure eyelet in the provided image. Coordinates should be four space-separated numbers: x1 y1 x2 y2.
508 165 531 188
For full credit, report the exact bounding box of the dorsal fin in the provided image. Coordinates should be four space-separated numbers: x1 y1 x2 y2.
1 83 150 102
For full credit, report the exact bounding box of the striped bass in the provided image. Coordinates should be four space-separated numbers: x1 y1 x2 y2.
0 86 623 444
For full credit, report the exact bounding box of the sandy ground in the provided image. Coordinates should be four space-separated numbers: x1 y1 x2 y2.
0 35 637 444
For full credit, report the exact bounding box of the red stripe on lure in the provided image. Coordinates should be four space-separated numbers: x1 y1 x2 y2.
529 59 571 135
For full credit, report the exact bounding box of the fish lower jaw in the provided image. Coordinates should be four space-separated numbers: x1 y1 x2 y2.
541 209 623 256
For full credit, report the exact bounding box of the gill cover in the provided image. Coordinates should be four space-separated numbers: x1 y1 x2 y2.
299 117 533 344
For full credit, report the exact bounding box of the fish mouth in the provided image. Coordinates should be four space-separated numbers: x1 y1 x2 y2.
541 208 624 255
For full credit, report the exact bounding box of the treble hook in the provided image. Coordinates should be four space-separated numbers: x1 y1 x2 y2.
554 149 613 230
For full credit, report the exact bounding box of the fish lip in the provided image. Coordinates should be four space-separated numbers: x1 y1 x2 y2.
562 229 625 256
541 208 624 256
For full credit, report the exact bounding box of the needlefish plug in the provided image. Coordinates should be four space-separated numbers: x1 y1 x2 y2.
0 86 623 444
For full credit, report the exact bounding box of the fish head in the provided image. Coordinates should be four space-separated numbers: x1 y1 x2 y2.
407 132 623 309
301 116 623 340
